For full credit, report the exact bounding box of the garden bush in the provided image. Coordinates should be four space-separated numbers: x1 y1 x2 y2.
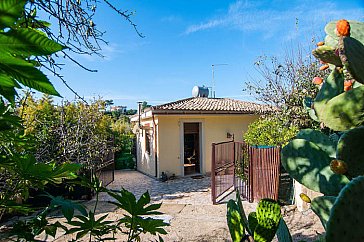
115 153 135 170
243 116 299 146
21 94 114 169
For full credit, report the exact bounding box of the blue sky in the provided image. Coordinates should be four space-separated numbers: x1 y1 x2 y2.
49 0 364 109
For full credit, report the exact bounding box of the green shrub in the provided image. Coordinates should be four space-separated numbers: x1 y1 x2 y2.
115 153 135 170
111 117 135 154
244 116 299 146
21 95 114 169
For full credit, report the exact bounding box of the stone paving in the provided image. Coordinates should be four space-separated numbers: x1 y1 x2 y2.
52 170 323 241
98 170 214 205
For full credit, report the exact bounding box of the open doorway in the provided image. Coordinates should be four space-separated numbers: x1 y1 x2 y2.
183 123 200 175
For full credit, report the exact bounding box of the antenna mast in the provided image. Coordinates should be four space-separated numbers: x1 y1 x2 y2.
211 63 228 98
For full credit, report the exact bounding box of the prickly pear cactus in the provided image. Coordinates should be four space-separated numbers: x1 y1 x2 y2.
281 138 349 195
295 129 336 158
336 126 364 177
326 176 364 242
227 200 245 242
254 199 281 242
276 218 292 242
281 19 364 242
310 196 336 229
226 192 291 242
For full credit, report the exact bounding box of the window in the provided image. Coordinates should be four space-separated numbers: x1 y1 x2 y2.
145 130 151 154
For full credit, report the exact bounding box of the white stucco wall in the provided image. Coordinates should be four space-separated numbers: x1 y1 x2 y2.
156 114 260 177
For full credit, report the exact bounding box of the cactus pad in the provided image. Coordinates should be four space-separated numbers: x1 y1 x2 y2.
336 126 364 177
324 35 338 48
248 212 258 233
312 46 342 66
235 190 251 234
281 139 349 195
314 68 344 105
341 37 364 84
326 176 364 242
295 129 336 158
310 196 336 230
303 98 319 122
315 86 364 131
227 200 245 242
325 20 364 44
253 198 281 242
276 218 293 242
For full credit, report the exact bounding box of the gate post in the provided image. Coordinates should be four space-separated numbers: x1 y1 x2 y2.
233 142 236 189
211 143 216 204
248 146 254 203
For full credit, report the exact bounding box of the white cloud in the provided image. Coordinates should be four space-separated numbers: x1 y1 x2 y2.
185 18 226 34
183 0 364 39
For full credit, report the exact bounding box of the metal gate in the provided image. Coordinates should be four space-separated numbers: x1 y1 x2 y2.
211 141 280 204
94 149 115 187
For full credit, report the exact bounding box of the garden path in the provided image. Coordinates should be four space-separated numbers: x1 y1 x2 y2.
99 170 213 204
52 170 324 241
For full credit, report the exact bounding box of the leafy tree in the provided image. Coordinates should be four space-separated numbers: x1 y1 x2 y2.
21 94 114 168
23 0 143 99
141 101 151 112
0 2 167 242
245 46 327 129
0 0 81 219
126 108 137 115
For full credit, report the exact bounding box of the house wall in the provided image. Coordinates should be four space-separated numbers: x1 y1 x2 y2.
135 118 157 177
156 114 260 177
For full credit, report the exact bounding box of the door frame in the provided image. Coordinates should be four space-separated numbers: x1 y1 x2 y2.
179 119 205 176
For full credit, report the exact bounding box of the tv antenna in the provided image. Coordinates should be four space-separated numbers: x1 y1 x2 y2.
212 63 228 98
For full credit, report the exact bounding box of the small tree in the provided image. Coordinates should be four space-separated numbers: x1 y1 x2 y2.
245 45 327 129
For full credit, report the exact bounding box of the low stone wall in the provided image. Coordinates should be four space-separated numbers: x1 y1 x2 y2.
294 180 322 211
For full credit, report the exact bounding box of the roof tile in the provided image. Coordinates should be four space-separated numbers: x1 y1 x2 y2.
151 97 274 114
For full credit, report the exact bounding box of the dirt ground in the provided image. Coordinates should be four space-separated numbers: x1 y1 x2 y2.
49 200 324 242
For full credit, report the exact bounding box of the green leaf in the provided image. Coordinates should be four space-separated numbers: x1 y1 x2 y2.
0 0 27 29
0 52 60 96
15 157 81 185
44 225 58 238
0 85 17 103
134 216 168 235
137 191 151 208
144 203 163 215
49 195 87 222
107 188 137 215
0 200 33 214
0 73 20 88
0 28 66 57
67 211 113 239
0 107 22 131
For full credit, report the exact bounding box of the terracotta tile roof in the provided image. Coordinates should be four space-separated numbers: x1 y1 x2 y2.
150 97 274 114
